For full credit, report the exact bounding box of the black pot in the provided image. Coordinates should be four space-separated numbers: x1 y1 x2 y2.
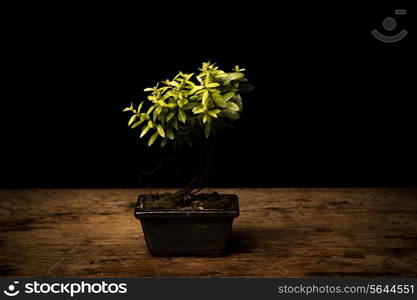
134 194 239 256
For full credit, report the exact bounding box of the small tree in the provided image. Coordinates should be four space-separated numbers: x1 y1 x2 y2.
124 62 251 196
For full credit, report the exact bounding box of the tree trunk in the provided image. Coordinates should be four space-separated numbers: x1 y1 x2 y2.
183 133 216 195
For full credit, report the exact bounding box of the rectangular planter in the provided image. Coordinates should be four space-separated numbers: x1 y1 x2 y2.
134 194 239 256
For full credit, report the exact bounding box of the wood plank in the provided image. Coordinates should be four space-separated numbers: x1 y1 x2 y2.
1 188 417 277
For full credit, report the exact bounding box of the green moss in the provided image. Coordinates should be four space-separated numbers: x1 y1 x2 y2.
142 191 235 210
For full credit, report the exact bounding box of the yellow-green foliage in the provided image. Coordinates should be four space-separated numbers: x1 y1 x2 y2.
124 62 251 148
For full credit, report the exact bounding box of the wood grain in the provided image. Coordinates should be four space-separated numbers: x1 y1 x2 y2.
1 188 416 277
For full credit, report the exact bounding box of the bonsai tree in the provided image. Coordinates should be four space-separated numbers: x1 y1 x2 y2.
124 62 251 198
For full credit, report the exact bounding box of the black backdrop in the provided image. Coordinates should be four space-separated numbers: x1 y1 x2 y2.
1 2 415 188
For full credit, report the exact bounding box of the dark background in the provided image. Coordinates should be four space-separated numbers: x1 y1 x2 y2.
1 2 415 188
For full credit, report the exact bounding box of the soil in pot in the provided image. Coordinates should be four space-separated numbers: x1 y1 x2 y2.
139 191 238 211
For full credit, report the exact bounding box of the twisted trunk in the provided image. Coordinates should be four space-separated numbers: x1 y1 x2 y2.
183 133 216 196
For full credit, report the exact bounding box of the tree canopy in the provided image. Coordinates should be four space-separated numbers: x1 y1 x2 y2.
124 62 251 148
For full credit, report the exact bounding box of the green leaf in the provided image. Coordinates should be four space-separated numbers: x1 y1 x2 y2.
192 106 205 114
160 138 168 148
124 102 135 112
223 92 235 102
140 113 149 120
173 72 182 80
144 87 154 92
212 92 226 107
202 90 209 106
203 114 211 123
128 114 137 126
183 73 194 80
137 101 144 113
224 110 240 120
183 102 198 110
227 72 245 81
206 82 220 88
167 129 174 140
177 98 185 108
155 106 162 115
157 86 170 93
148 120 154 128
234 94 243 111
170 81 180 87
148 131 159 146
233 65 246 72
157 125 165 137
166 111 175 121
215 73 229 81
147 106 155 114
140 125 151 138
173 118 179 130
131 119 144 129
178 109 186 123
226 102 240 111
207 109 221 118
147 95 158 102
188 86 203 95
204 73 211 84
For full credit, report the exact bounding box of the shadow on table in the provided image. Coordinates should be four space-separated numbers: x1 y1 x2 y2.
226 227 300 255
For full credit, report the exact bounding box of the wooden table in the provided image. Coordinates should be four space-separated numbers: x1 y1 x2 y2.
1 188 416 277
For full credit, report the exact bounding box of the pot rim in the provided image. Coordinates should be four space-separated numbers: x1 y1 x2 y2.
134 194 239 219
